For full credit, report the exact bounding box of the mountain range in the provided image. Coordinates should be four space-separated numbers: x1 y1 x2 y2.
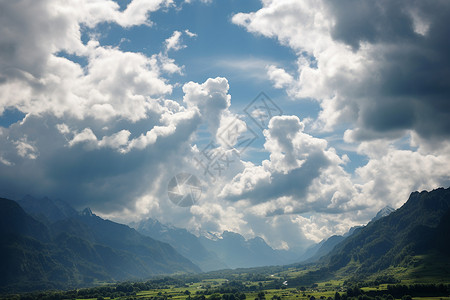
312 187 450 280
0 196 199 293
301 206 394 264
132 218 303 271
132 207 392 271
131 218 228 272
0 195 400 294
132 187 450 283
198 230 300 269
1 187 449 293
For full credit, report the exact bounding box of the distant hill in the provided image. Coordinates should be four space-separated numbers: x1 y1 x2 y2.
321 187 450 277
198 231 299 269
300 226 363 264
0 197 199 293
304 235 347 263
133 219 302 271
302 207 394 264
132 218 228 272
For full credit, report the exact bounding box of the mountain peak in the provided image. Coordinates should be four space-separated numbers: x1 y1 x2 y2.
201 230 222 241
132 218 228 272
371 205 395 222
81 207 94 217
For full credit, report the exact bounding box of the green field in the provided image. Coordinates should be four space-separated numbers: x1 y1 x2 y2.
2 260 450 300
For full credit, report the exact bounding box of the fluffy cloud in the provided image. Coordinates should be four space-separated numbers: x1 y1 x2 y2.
14 136 39 160
266 65 294 89
164 30 196 53
0 0 203 213
165 31 185 52
1 0 449 252
233 0 450 142
353 138 450 209
220 115 356 215
183 77 231 138
227 0 450 247
0 0 242 235
0 0 178 123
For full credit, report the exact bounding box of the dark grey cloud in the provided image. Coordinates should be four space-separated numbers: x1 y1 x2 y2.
0 113 201 212
0 0 211 216
0 0 70 80
325 0 416 50
232 151 330 204
324 0 450 141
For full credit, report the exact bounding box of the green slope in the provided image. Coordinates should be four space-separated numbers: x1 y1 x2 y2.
0 197 200 293
321 187 450 280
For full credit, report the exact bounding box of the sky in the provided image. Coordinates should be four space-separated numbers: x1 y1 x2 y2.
1 0 450 251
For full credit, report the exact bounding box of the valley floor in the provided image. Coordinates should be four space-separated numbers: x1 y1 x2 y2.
2 268 450 300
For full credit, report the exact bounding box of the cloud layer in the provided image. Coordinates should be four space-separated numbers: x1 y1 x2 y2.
1 0 449 252
228 0 450 246
233 0 450 142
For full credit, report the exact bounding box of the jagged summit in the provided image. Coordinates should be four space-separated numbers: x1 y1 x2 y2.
132 217 228 272
81 207 94 217
371 205 395 222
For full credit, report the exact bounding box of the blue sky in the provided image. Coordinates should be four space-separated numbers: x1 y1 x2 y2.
87 0 332 171
1 0 449 250
98 0 341 166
